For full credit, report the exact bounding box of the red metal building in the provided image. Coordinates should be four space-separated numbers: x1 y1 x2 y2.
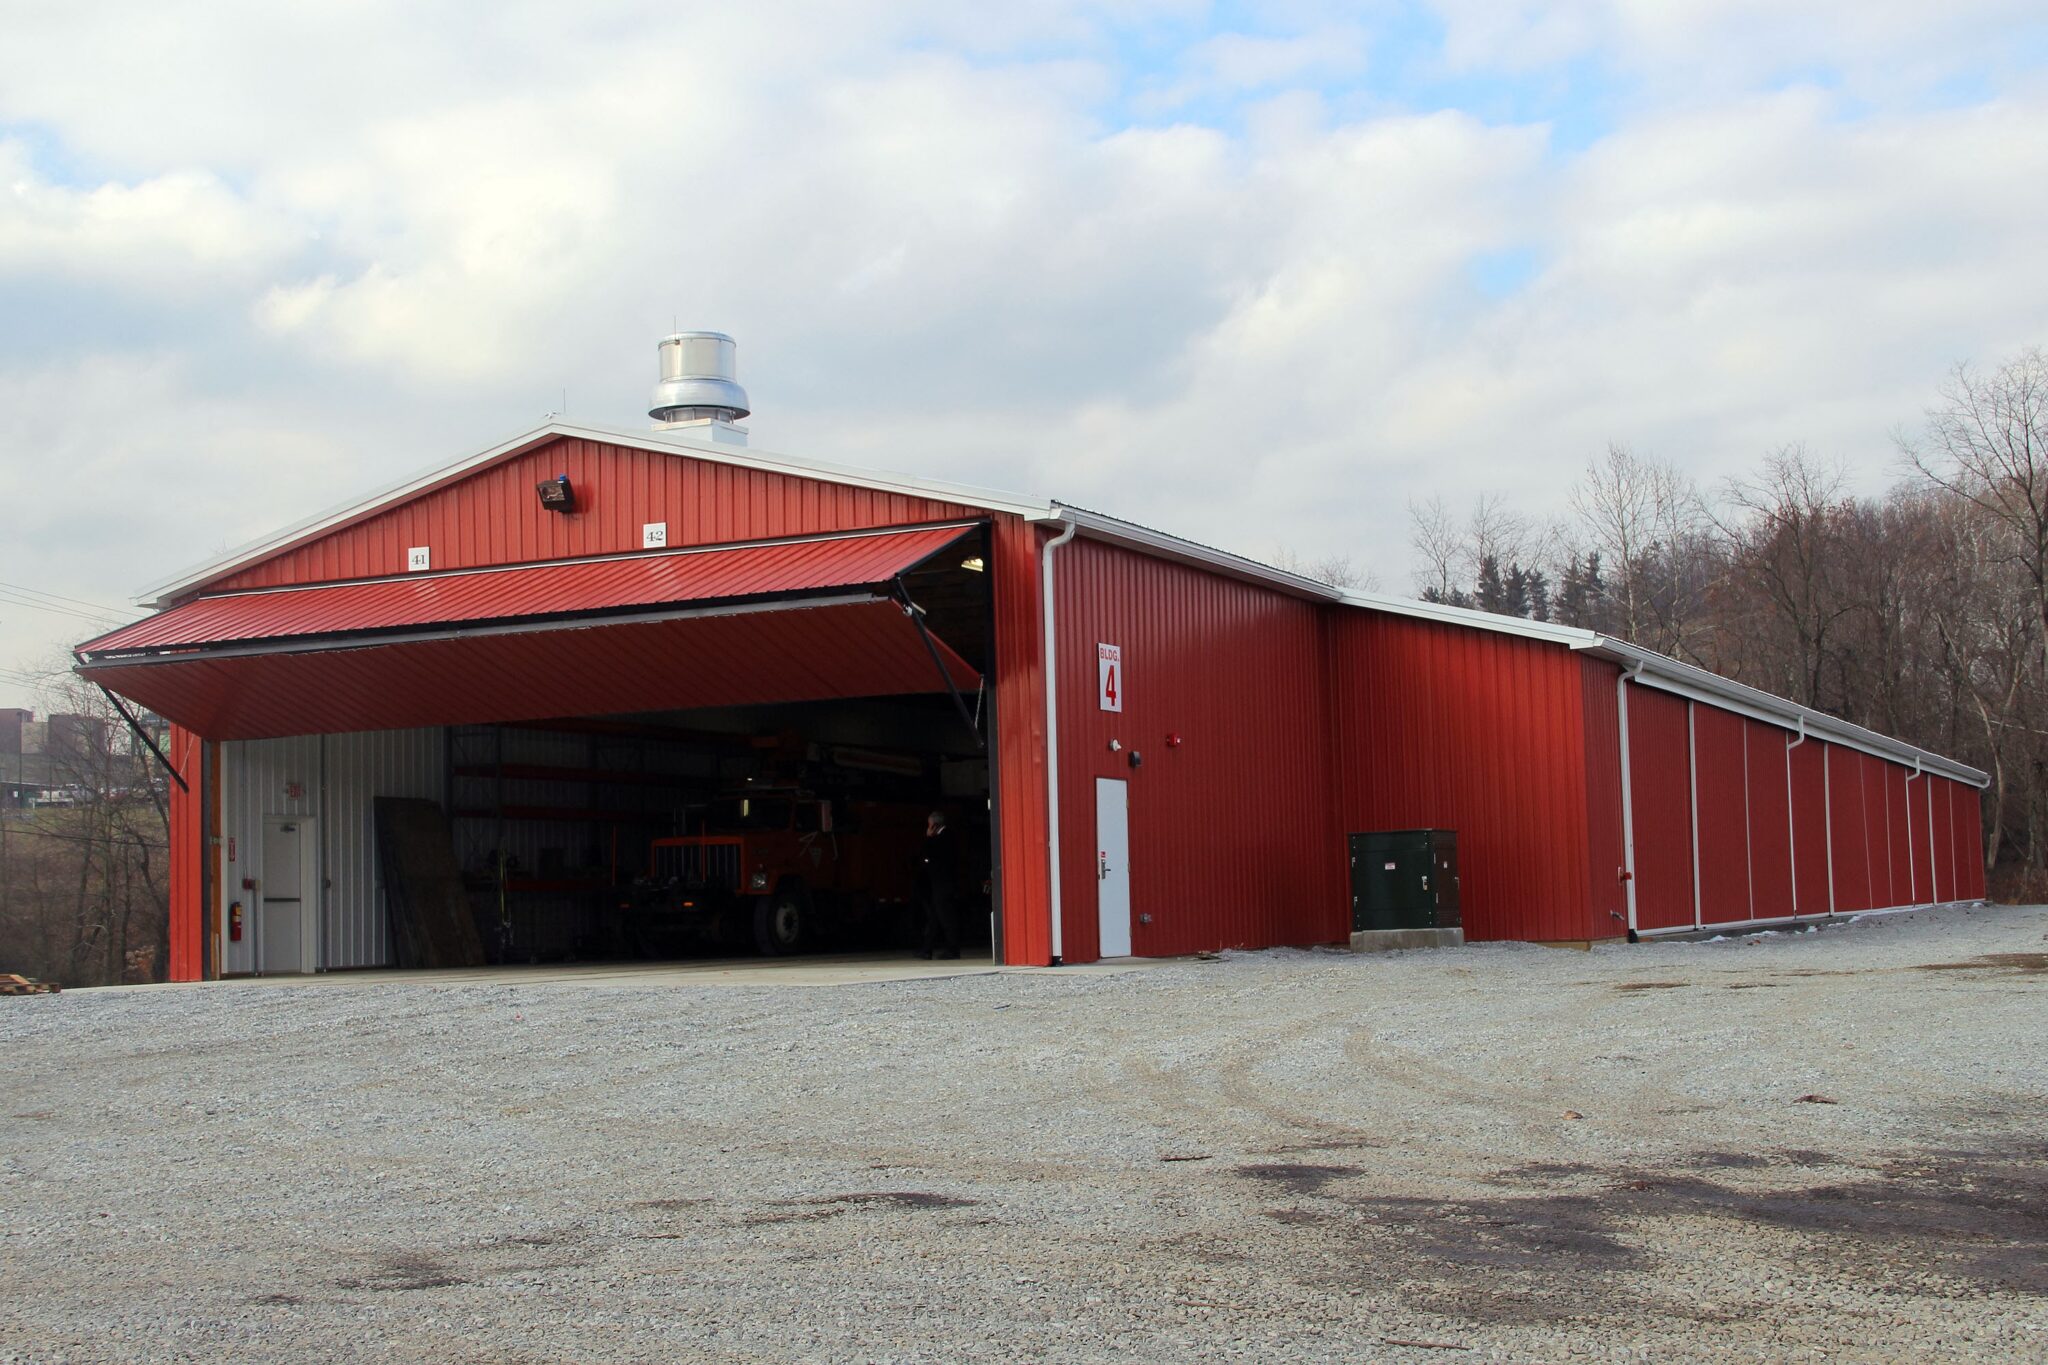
77 338 1989 979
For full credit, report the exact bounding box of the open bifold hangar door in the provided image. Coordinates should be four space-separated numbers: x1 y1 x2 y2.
75 524 984 739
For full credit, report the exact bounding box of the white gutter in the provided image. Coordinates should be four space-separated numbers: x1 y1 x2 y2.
1040 517 1079 963
1589 638 1987 788
1786 718 1806 916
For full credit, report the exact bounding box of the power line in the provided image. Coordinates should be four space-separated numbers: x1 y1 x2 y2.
0 579 134 616
0 591 130 626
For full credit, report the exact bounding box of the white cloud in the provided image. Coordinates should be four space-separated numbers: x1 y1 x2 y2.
1136 25 1370 112
0 142 294 288
0 2 2043 679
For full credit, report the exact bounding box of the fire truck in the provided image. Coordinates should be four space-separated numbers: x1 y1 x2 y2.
617 791 936 955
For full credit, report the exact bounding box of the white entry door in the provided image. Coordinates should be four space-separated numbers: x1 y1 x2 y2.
259 817 317 974
1095 778 1132 958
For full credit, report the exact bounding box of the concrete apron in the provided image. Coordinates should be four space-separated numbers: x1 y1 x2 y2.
1349 928 1465 953
93 952 1167 992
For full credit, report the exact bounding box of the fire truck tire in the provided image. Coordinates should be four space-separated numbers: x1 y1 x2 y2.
753 885 808 956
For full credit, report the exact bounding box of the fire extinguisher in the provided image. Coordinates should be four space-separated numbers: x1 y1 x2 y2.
229 901 244 942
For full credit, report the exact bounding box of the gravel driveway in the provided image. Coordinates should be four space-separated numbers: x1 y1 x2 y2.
4 903 2045 1364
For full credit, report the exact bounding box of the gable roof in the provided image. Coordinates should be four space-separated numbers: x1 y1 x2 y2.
135 417 1988 787
139 418 1057 605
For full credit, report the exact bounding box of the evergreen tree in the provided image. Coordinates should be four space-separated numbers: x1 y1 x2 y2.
1474 555 1506 613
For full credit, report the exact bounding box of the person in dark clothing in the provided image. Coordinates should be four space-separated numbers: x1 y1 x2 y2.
914 810 961 960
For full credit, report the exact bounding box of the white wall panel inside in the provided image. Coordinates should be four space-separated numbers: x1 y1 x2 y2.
218 728 445 972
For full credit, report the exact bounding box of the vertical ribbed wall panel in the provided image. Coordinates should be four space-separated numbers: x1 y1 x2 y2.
1907 775 1933 904
1743 719 1795 922
323 729 445 968
1581 658 1627 935
1952 779 1987 900
220 729 444 971
1929 777 1953 901
1827 744 1870 912
218 735 322 974
1692 704 1751 925
990 514 1052 965
1788 737 1830 915
1861 754 1892 908
1885 763 1914 905
1627 686 1696 933
166 726 205 981
208 437 975 593
1331 614 1594 944
1053 537 1336 960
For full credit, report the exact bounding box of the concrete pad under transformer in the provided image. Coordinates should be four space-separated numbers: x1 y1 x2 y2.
1349 928 1465 953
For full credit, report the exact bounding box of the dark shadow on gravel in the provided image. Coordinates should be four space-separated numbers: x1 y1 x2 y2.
1234 1163 1362 1196
1915 953 2048 975
1222 1141 2047 1326
336 1253 467 1292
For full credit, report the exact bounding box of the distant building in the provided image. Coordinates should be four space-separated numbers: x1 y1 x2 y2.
0 707 30 755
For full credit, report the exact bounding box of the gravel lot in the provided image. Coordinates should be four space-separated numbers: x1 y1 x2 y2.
4 903 2045 1364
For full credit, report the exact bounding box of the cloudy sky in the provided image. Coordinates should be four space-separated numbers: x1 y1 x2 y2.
3 1 2045 688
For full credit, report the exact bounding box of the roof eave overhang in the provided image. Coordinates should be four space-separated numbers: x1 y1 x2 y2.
1582 636 1990 789
1044 506 1346 604
76 589 894 669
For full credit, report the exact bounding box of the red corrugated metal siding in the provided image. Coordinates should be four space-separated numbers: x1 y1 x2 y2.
1744 719 1795 921
86 600 980 741
1884 763 1914 905
989 514 1052 966
166 725 205 982
1907 775 1933 904
1862 753 1894 907
84 525 974 655
1581 657 1627 934
1628 686 1696 932
207 437 975 593
1333 615 1594 943
1929 777 1954 902
1692 703 1750 925
1952 779 1987 900
1827 744 1870 912
1053 536 1336 961
1789 738 1829 914
1862 757 1884 906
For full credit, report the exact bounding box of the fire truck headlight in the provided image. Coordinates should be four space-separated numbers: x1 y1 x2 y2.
749 870 770 891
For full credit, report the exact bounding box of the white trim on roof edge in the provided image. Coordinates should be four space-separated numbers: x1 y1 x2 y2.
1590 639 1987 788
136 419 1987 788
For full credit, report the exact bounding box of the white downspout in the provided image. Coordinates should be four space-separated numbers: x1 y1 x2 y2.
1616 662 1644 939
1786 717 1806 917
1041 517 1078 963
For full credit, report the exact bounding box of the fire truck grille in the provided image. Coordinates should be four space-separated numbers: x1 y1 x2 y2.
655 843 740 891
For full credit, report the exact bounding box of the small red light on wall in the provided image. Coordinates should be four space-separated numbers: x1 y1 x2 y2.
1165 732 1183 748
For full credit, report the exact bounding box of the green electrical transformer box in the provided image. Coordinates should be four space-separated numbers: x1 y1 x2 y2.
1348 829 1460 932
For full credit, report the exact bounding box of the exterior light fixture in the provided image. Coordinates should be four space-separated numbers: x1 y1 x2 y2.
960 556 986 572
537 474 576 512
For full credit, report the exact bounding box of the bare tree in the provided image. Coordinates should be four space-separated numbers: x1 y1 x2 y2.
1408 496 1460 599
1718 445 1857 707
1270 546 1375 591
1905 348 2048 678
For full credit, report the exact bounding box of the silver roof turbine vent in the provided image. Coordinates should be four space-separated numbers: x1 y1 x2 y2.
650 331 750 444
